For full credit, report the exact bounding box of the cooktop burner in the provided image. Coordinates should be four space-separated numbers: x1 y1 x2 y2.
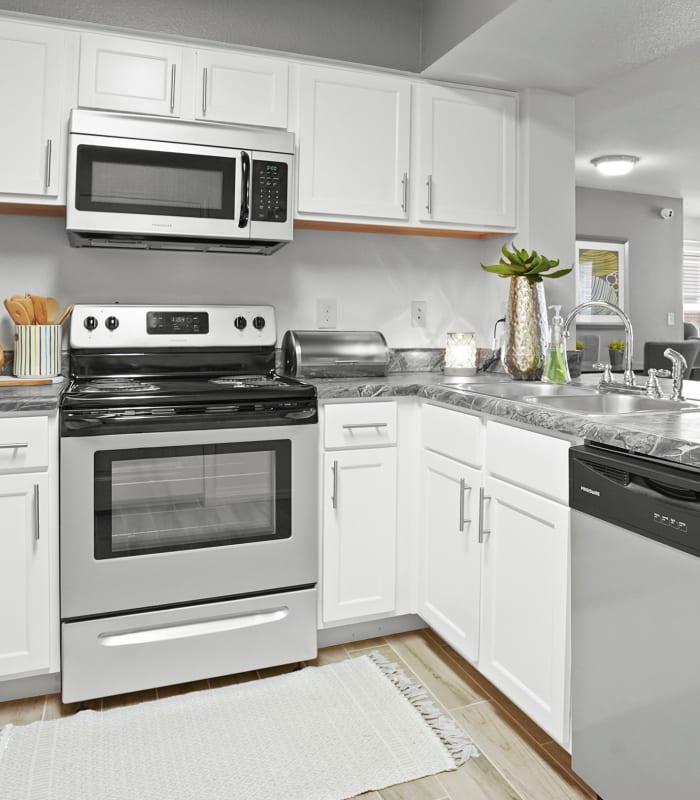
82 378 161 394
209 375 285 387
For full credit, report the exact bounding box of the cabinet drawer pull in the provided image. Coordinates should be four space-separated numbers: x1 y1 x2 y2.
170 63 177 112
341 423 388 430
478 488 491 543
331 459 338 510
45 139 52 190
401 172 408 213
459 478 472 532
426 174 432 214
34 483 40 541
0 442 29 449
202 67 208 115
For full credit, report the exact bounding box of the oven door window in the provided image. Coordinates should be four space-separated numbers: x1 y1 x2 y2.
75 145 236 219
94 441 290 558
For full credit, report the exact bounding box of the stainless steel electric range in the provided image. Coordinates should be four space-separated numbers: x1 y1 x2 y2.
59 304 318 703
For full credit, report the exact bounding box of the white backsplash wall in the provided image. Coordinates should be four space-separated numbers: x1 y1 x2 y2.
0 215 513 352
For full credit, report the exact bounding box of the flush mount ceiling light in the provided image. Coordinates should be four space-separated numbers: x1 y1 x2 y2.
590 155 640 176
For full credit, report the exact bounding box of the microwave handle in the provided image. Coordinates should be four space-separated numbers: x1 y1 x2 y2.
238 151 250 229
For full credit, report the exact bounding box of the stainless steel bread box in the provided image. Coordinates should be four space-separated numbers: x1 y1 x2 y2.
282 330 389 378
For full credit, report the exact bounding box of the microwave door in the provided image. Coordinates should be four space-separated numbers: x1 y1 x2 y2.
67 135 249 241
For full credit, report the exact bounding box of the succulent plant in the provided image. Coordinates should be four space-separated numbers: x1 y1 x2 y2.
609 339 625 351
481 243 573 283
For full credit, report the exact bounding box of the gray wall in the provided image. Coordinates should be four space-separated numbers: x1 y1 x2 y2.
0 0 423 71
420 0 515 69
575 186 684 367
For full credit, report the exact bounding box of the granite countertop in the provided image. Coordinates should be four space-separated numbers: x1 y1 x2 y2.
0 377 67 414
312 371 700 470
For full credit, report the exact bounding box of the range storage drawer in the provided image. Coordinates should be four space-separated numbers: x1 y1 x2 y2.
0 415 48 473
61 588 317 702
324 401 397 449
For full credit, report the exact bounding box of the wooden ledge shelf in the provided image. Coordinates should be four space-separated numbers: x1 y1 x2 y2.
0 204 508 241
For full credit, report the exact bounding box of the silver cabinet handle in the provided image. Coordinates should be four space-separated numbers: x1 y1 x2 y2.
202 67 208 115
342 423 388 430
33 483 40 541
459 478 472 532
331 460 338 510
426 174 432 214
0 442 29 449
45 139 52 190
401 172 408 213
478 488 491 543
170 63 177 112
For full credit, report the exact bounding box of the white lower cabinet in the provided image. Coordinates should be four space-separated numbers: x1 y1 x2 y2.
0 472 50 677
479 474 570 743
322 447 397 623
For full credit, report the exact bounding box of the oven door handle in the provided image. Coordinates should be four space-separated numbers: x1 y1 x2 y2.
98 607 289 647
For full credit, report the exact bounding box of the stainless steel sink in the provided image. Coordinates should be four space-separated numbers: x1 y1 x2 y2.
442 381 596 399
525 394 700 415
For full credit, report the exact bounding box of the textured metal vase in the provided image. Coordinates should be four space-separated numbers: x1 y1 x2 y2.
502 277 549 380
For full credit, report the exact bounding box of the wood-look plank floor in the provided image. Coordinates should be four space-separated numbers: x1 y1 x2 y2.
0 629 595 800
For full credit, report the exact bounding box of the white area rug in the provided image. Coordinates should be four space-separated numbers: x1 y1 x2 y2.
0 653 478 800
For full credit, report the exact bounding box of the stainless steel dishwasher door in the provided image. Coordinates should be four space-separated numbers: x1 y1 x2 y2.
571 509 700 800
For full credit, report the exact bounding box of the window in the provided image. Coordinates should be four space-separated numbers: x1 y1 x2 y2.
682 240 700 328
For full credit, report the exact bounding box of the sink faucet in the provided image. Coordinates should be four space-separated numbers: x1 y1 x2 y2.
664 347 687 401
562 301 635 387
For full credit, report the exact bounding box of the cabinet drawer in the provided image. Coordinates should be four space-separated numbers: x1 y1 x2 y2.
422 403 483 467
324 402 397 449
0 416 48 472
485 420 570 503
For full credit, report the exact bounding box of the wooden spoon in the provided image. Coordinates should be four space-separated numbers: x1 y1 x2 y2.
45 297 59 324
4 298 32 325
56 304 74 325
29 294 48 325
15 296 34 324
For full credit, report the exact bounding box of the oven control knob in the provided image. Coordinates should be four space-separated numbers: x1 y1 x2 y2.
252 316 266 330
84 316 98 331
105 316 119 331
234 316 247 330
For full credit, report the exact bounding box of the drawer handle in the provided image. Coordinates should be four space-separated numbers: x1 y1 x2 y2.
0 442 29 449
34 483 40 541
98 607 289 647
331 459 339 510
459 478 471 532
342 423 388 430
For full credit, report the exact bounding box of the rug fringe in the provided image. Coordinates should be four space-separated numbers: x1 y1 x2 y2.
368 651 479 767
0 724 13 763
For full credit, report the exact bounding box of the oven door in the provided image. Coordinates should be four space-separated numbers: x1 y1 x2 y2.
66 134 250 240
60 423 317 618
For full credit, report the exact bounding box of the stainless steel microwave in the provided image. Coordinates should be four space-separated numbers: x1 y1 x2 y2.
66 110 294 254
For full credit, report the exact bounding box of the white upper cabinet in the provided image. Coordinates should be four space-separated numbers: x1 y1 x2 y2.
296 65 411 220
415 84 517 229
78 33 182 117
195 49 288 128
0 20 64 197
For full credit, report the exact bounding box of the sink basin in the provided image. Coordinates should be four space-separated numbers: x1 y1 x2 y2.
526 394 700 415
443 382 596 400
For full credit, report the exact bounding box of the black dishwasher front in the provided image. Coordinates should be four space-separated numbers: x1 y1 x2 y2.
569 443 700 800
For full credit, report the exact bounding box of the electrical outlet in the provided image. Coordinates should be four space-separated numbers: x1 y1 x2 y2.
411 301 427 328
667 311 675 326
317 298 337 329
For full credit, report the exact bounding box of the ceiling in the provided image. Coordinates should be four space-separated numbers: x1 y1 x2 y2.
421 0 700 218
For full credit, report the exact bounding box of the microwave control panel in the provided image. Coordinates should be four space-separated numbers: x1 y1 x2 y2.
252 161 288 223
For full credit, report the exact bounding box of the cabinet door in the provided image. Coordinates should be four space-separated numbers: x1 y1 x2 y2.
416 84 516 228
0 473 50 677
0 21 63 196
297 65 410 219
480 475 569 742
78 33 182 116
195 49 288 127
322 448 397 623
419 450 482 662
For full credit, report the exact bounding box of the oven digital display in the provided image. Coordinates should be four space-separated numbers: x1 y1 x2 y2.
146 312 209 334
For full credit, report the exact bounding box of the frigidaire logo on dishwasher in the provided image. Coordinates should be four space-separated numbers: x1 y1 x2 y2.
580 485 601 497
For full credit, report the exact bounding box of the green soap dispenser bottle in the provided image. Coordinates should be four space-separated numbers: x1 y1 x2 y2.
542 305 571 384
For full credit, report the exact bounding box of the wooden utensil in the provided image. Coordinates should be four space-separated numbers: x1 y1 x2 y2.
15 296 35 324
56 304 74 325
4 298 32 325
29 294 48 325
45 297 59 324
